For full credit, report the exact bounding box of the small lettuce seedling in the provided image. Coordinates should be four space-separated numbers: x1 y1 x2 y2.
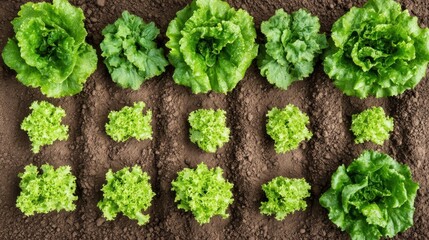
351 106 394 145
166 0 258 93
259 9 327 90
2 0 97 98
17 164 77 215
188 109 230 153
320 151 419 240
105 101 152 142
260 176 311 220
171 163 234 224
101 11 168 90
266 104 312 153
21 101 69 153
98 166 155 226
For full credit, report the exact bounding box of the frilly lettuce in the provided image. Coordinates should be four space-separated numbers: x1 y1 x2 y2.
21 101 69 153
266 104 312 153
166 0 258 94
259 9 327 90
320 151 419 240
2 0 97 98
351 107 394 145
101 11 168 90
98 166 155 225
188 109 230 153
260 176 311 220
171 163 234 224
16 164 77 215
324 0 429 98
105 102 152 142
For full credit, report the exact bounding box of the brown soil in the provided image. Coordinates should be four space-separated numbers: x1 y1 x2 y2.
0 0 428 239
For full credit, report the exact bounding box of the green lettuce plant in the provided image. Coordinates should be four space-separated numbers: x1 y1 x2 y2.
2 0 97 98
100 11 168 90
98 166 155 226
188 109 230 153
105 102 152 142
324 0 429 98
351 106 394 145
166 0 258 94
21 101 69 153
260 176 311 220
320 151 419 240
17 164 77 215
171 163 234 224
259 9 327 90
266 104 312 153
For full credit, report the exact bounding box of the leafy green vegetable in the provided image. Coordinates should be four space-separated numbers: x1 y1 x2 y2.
171 163 234 224
98 166 155 225
258 9 327 90
166 0 258 94
100 11 168 90
324 0 429 98
266 104 312 153
260 176 311 220
17 164 77 215
105 102 152 142
188 109 230 153
21 101 69 153
320 151 419 240
2 0 97 98
351 106 394 145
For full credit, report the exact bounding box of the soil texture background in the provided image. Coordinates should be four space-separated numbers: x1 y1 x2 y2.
0 0 428 239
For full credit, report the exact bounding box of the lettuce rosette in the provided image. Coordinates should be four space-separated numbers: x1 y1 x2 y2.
166 0 258 94
320 151 419 240
2 0 97 98
324 0 429 98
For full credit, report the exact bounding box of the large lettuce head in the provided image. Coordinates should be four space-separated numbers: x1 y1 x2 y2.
2 0 97 98
259 9 327 90
101 11 168 90
324 0 429 98
319 151 419 240
166 0 258 94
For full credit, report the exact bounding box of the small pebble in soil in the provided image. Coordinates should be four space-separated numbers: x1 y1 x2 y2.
96 0 106 7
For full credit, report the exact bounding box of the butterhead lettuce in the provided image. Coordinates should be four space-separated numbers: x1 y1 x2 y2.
2 0 97 98
324 0 429 98
320 151 419 240
166 0 258 94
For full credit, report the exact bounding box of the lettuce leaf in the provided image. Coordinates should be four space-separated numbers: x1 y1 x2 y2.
101 11 168 90
2 0 97 98
98 166 155 225
351 107 394 145
16 164 77 215
166 0 258 93
105 102 152 142
188 109 230 153
171 163 234 224
21 101 69 153
259 9 327 90
320 151 419 240
260 176 311 220
266 104 312 153
324 0 429 98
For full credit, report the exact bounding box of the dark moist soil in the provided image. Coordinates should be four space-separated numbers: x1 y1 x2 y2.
0 0 428 239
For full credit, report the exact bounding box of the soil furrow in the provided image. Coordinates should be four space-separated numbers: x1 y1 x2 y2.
307 71 350 240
